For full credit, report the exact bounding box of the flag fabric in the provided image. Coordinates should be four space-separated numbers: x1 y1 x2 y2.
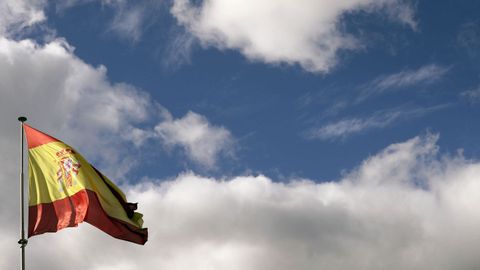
24 124 148 245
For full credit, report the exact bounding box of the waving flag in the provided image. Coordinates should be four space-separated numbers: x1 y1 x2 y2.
24 124 148 245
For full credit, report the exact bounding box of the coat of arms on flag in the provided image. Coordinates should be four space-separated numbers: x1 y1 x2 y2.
56 148 81 191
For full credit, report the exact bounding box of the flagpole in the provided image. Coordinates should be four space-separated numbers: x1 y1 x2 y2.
18 116 28 270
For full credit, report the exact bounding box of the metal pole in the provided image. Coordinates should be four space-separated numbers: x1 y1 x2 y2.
18 116 27 270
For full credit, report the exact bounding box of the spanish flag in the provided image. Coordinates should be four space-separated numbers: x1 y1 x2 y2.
25 124 148 245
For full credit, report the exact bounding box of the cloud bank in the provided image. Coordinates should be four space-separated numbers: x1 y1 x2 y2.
2 134 480 269
171 0 417 73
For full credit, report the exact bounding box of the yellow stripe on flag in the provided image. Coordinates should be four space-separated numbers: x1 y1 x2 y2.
28 141 140 228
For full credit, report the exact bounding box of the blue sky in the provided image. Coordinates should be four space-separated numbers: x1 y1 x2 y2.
41 0 480 181
2 1 480 269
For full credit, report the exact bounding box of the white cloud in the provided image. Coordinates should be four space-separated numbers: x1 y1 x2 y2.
298 64 451 118
102 0 165 42
0 0 46 36
358 64 450 101
457 20 480 58
461 85 480 103
0 37 158 177
55 0 165 42
155 111 235 168
308 105 448 140
3 134 480 269
309 115 394 140
108 4 145 42
162 29 197 70
0 0 163 43
171 0 416 73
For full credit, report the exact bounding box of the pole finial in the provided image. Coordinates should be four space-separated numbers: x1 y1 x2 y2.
18 116 27 122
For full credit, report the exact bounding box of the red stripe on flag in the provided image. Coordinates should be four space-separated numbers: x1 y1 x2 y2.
28 189 148 245
28 189 88 235
24 124 60 149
